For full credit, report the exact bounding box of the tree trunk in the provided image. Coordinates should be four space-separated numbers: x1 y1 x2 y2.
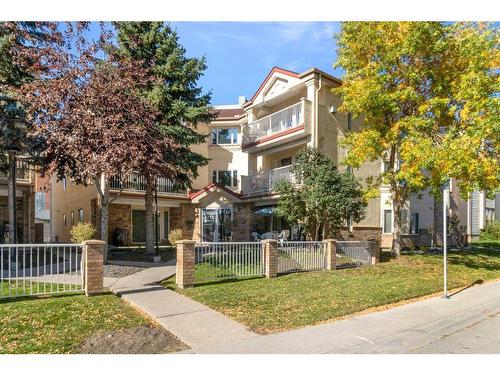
144 178 155 255
7 151 17 244
94 174 109 261
391 195 403 257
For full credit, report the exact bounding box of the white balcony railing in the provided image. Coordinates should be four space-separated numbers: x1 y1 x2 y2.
241 165 292 195
109 172 187 194
243 102 304 144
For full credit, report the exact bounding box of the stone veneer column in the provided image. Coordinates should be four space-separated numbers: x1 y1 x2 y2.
262 239 278 278
324 239 337 270
176 240 196 289
82 240 105 296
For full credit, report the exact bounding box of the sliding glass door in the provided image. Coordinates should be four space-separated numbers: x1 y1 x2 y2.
202 208 232 242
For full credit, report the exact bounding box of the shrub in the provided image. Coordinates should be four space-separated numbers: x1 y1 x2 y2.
168 228 183 245
70 223 97 243
479 221 500 241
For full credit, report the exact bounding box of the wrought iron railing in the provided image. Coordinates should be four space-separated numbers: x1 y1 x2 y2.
0 158 31 181
109 172 187 194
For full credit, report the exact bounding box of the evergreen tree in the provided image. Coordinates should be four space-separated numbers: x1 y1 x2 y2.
114 22 214 254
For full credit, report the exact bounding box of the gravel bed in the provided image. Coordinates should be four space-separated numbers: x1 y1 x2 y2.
103 264 144 278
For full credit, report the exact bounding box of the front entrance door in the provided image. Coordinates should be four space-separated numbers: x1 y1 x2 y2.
132 210 146 243
202 208 232 242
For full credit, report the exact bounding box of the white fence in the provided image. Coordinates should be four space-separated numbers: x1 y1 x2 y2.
278 241 326 274
194 242 263 283
0 244 83 299
336 241 374 268
190 240 377 284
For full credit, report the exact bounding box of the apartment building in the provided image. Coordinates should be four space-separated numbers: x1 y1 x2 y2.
0 157 36 243
51 66 496 247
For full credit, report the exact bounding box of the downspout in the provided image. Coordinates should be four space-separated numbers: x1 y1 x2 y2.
314 73 323 147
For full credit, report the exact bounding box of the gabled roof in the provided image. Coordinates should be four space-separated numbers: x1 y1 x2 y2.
189 182 242 203
247 67 300 105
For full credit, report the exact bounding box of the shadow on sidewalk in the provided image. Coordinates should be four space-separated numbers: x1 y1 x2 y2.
449 279 484 297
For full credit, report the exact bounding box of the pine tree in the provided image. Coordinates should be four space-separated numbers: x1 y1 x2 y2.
114 22 214 254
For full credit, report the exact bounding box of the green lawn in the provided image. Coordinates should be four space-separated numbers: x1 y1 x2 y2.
0 292 150 354
164 245 500 334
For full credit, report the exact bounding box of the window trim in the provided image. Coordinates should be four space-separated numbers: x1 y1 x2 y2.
383 209 392 234
212 170 238 188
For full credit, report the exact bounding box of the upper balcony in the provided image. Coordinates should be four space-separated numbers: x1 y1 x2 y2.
242 99 311 152
109 172 187 196
240 165 293 196
0 158 33 185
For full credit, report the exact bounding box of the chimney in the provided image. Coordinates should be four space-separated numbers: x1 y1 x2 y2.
238 96 246 106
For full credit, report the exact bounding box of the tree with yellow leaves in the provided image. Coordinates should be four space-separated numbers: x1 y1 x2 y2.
334 22 499 255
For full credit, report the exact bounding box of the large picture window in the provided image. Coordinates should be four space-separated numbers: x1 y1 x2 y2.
211 128 238 145
212 170 238 188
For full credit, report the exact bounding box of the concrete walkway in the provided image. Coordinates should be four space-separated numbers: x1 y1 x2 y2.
191 280 500 354
110 262 257 351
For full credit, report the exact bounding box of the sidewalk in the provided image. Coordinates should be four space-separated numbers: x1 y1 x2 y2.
192 280 500 354
110 262 257 351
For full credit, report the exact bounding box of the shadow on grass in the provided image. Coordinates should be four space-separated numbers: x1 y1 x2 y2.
449 279 484 297
0 290 87 304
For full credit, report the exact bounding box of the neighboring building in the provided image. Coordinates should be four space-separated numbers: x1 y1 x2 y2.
0 157 36 243
34 173 51 242
49 66 497 247
437 180 498 244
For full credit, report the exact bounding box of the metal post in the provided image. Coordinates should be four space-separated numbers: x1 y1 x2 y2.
7 150 17 244
443 185 449 299
155 187 159 257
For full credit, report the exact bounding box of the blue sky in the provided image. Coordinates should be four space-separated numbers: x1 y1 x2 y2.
171 22 342 105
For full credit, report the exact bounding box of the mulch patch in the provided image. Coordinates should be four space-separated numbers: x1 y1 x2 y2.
74 325 189 354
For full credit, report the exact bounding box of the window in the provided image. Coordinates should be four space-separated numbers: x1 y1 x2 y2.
63 213 67 227
163 211 169 239
212 170 238 188
347 112 352 131
383 210 392 233
211 128 238 145
202 208 232 242
400 209 409 234
71 211 74 226
62 177 67 191
410 213 419 234
78 209 84 223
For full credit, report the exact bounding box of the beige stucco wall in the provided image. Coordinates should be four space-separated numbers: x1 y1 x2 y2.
50 176 96 242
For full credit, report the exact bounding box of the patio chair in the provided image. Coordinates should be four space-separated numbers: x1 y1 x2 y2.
251 232 261 242
278 230 290 243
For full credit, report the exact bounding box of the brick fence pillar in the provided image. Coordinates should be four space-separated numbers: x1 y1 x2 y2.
82 240 105 296
262 239 278 278
370 240 381 265
324 239 337 270
176 240 196 289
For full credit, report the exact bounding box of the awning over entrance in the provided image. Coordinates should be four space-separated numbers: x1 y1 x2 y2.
254 206 276 217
